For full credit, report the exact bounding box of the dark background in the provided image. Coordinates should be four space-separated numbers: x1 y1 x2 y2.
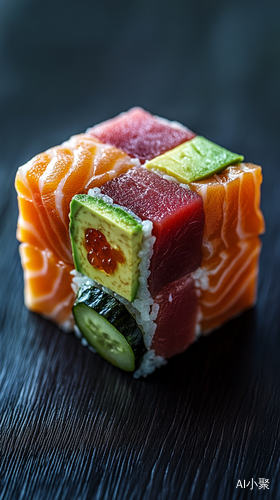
1 0 280 499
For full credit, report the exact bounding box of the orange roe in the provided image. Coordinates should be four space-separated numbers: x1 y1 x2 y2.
85 228 125 274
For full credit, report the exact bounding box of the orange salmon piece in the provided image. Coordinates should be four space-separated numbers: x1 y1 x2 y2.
15 134 139 267
84 146 135 190
190 163 265 260
60 139 97 227
16 151 72 263
15 154 56 254
190 163 264 333
17 197 49 250
197 238 261 333
19 243 75 329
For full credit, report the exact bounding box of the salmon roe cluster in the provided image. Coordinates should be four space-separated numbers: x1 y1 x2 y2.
85 228 124 274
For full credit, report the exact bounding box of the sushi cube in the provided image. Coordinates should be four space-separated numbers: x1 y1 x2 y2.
14 107 265 376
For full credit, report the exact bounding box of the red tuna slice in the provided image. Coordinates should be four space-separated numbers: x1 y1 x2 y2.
100 168 204 297
88 107 196 164
152 274 198 358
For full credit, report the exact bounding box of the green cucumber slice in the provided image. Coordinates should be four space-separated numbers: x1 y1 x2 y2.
73 285 146 371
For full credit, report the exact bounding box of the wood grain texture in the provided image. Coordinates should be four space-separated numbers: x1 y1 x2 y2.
1 1 280 498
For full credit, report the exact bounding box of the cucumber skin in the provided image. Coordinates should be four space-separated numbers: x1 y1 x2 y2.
74 285 146 369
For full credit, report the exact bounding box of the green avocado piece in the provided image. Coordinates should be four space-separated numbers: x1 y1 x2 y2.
69 194 143 302
145 136 244 183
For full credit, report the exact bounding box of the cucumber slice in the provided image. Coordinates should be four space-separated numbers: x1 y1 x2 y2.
73 285 146 371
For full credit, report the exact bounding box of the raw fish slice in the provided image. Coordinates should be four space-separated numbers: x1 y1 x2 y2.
15 135 139 265
151 274 198 358
17 152 71 262
189 163 264 333
19 243 75 329
195 238 261 333
16 173 54 251
88 107 196 163
190 163 265 259
100 167 204 297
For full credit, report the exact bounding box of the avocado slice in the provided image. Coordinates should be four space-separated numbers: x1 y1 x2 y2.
145 136 244 183
70 194 143 301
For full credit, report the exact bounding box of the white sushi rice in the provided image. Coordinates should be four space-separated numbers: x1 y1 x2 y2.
88 187 143 224
191 267 209 339
192 267 209 291
69 188 166 377
133 350 167 379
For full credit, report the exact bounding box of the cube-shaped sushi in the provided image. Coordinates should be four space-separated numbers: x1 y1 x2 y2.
15 108 264 377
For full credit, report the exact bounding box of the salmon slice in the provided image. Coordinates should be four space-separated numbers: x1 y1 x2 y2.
15 134 139 265
190 163 265 260
194 238 261 333
190 163 264 333
19 243 76 329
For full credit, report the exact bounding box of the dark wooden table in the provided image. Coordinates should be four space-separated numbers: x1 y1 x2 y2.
1 1 280 498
